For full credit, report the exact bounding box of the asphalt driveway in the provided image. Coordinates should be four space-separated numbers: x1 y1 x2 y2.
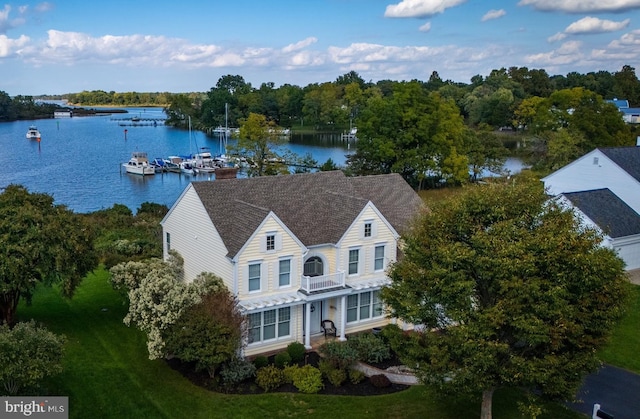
566 364 640 419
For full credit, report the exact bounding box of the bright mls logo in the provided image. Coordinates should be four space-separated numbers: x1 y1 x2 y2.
1 397 68 418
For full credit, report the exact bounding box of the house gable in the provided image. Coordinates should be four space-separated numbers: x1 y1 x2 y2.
234 211 307 299
160 185 233 287
542 147 640 214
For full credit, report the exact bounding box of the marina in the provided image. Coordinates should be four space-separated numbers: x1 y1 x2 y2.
0 107 353 214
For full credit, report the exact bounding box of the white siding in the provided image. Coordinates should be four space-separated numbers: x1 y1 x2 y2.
338 204 397 283
543 150 640 214
235 215 305 299
613 234 640 270
162 186 233 288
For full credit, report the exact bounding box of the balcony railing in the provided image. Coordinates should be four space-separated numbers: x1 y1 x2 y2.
300 271 345 293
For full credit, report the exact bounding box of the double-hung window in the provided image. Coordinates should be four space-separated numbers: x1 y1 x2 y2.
248 263 261 292
279 259 291 287
247 307 291 344
347 291 384 323
374 245 385 271
348 249 359 275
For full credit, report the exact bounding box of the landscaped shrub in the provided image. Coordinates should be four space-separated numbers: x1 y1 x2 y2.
292 365 323 394
317 358 335 378
219 358 256 387
319 340 358 370
380 324 406 354
347 332 391 364
370 374 391 388
282 364 299 384
274 351 292 368
326 368 347 387
286 341 306 363
253 355 269 369
255 365 284 392
348 368 366 384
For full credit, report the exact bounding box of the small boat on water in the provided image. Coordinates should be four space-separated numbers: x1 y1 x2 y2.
26 125 41 140
123 151 155 176
179 161 195 175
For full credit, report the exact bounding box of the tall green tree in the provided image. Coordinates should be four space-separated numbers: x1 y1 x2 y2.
348 82 467 187
0 185 97 325
231 112 289 176
382 178 628 419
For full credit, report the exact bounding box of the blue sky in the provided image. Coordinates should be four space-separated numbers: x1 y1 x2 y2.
2 0 640 95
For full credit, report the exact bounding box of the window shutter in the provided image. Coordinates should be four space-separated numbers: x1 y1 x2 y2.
259 235 266 253
372 221 378 238
291 258 298 286
366 247 373 274
275 233 283 251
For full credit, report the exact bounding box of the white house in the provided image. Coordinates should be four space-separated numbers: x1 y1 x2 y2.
557 189 640 270
542 145 640 270
160 170 424 356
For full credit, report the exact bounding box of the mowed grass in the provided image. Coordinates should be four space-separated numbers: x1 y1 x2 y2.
17 269 584 419
598 283 640 373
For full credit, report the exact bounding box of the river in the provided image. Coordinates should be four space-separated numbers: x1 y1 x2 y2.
0 107 524 214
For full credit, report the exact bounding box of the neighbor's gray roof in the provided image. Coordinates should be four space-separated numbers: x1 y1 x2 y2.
562 188 640 238
191 171 423 258
599 146 640 183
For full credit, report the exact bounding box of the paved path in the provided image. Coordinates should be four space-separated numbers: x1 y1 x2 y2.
566 364 640 419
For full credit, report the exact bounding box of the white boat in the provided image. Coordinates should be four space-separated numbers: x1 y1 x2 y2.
26 125 41 140
163 156 183 173
192 147 218 174
123 151 155 176
179 161 195 175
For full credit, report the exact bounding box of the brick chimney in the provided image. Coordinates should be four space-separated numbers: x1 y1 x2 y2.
215 167 239 180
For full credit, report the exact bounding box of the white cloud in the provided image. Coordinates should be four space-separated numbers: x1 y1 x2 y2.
385 0 467 18
0 34 29 57
548 32 567 42
282 37 317 53
482 9 506 22
525 40 584 65
419 22 431 32
518 0 640 13
565 16 630 34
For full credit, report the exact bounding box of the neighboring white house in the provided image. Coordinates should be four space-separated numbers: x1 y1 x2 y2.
542 145 640 270
160 170 424 356
557 189 640 270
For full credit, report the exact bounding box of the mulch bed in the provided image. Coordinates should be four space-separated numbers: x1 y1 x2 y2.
166 351 410 396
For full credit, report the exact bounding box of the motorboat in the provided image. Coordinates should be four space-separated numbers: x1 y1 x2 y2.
26 125 41 140
123 151 155 176
163 156 183 173
179 161 195 175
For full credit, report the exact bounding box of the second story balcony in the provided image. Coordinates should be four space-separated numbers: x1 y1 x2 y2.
300 271 345 293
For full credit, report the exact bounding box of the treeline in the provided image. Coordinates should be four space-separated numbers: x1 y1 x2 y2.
162 66 640 134
0 92 61 121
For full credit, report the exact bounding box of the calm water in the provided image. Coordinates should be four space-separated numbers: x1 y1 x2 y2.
0 108 525 214
0 108 352 213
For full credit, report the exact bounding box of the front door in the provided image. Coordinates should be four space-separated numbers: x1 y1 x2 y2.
310 301 322 335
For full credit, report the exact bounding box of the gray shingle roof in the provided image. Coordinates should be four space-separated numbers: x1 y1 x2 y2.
562 188 640 238
599 146 640 183
191 171 423 258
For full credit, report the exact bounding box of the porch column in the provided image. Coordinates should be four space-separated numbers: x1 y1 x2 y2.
339 295 347 341
304 302 312 349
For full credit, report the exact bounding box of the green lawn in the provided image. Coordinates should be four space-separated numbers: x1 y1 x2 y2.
598 283 640 373
17 269 589 419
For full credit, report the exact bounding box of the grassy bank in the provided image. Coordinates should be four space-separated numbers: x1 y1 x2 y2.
15 268 585 419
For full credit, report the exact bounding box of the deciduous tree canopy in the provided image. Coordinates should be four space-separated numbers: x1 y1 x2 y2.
382 178 629 419
0 185 97 325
